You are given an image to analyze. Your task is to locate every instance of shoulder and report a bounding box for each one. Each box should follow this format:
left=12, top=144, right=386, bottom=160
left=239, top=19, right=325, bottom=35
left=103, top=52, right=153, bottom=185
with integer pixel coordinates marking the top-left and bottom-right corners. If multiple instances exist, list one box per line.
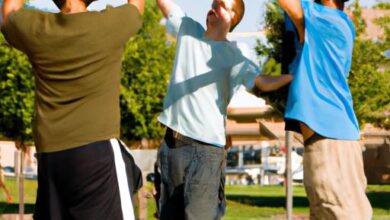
left=8, top=9, right=45, bottom=23
left=100, top=4, right=141, bottom=19
left=2, top=9, right=47, bottom=34
left=182, top=17, right=204, bottom=30
left=300, top=0, right=314, bottom=12
left=102, top=4, right=139, bottom=14
left=178, top=17, right=205, bottom=37
left=98, top=4, right=142, bottom=29
left=304, top=4, right=355, bottom=40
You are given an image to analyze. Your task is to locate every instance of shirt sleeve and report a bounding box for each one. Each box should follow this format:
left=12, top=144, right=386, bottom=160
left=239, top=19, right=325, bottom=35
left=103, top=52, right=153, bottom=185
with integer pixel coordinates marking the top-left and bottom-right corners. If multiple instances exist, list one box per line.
left=1, top=10, right=29, bottom=53
left=234, top=44, right=261, bottom=92
left=103, top=4, right=143, bottom=45
left=165, top=4, right=186, bottom=37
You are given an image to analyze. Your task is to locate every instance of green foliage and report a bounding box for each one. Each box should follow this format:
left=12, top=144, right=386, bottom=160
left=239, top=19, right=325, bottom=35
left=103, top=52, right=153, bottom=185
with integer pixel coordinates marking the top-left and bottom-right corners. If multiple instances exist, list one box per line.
left=255, top=2, right=284, bottom=68
left=0, top=34, right=34, bottom=145
left=120, top=1, right=175, bottom=140
left=350, top=0, right=367, bottom=36
left=374, top=1, right=390, bottom=10
left=256, top=0, right=390, bottom=128
left=254, top=2, right=289, bottom=114
left=349, top=2, right=390, bottom=129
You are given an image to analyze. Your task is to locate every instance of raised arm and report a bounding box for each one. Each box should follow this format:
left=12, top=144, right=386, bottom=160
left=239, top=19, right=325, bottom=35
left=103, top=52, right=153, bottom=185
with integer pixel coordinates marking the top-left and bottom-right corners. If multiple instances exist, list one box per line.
left=129, top=0, right=145, bottom=14
left=2, top=0, right=24, bottom=26
left=156, top=0, right=176, bottom=18
left=277, top=0, right=305, bottom=43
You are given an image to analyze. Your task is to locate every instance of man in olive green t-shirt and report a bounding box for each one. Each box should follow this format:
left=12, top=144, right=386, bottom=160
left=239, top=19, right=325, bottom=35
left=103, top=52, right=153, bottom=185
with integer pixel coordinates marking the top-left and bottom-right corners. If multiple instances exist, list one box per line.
left=2, top=0, right=144, bottom=219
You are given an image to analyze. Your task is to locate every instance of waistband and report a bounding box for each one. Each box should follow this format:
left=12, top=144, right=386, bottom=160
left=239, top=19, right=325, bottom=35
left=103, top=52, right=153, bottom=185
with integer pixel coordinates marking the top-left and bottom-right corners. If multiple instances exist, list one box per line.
left=304, top=133, right=325, bottom=146
left=164, top=127, right=215, bottom=148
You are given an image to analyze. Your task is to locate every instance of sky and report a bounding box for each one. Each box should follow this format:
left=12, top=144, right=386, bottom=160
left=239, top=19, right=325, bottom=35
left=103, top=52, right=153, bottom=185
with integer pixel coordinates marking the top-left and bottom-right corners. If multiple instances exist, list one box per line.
left=28, top=0, right=381, bottom=47
left=29, top=0, right=380, bottom=22
left=26, top=0, right=382, bottom=108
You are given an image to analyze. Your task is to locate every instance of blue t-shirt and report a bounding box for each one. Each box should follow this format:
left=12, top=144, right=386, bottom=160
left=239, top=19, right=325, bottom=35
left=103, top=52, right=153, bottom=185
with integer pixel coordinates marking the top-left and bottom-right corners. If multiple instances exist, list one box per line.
left=158, top=4, right=261, bottom=147
left=285, top=0, right=360, bottom=140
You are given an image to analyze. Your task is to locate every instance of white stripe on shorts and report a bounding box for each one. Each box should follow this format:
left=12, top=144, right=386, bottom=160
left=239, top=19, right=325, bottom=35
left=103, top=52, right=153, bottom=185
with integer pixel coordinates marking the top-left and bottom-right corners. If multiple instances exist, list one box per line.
left=110, top=138, right=135, bottom=220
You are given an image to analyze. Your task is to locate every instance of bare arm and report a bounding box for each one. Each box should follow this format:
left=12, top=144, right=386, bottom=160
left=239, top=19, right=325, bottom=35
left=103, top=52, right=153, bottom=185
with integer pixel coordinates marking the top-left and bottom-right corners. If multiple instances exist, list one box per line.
left=128, top=0, right=145, bottom=14
left=2, top=0, right=24, bottom=26
left=254, top=74, right=293, bottom=92
left=277, top=0, right=305, bottom=43
left=156, top=0, right=176, bottom=18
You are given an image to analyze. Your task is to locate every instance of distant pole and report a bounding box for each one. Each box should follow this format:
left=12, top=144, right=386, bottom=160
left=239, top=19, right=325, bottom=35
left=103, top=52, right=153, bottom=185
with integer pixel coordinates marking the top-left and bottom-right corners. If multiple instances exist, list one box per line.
left=285, top=131, right=293, bottom=220
left=19, top=151, right=25, bottom=220
left=238, top=145, right=244, bottom=168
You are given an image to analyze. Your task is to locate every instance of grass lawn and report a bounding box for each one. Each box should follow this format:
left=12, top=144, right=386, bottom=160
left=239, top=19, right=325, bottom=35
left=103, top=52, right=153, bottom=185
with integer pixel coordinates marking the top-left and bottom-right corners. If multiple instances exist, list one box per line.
left=222, top=185, right=390, bottom=220
left=1, top=177, right=389, bottom=220
left=0, top=177, right=37, bottom=214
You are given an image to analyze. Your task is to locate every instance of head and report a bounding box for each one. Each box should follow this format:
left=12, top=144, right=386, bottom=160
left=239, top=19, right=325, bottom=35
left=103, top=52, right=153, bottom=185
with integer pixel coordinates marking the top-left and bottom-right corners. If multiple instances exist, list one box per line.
left=206, top=0, right=245, bottom=33
left=52, top=0, right=96, bottom=10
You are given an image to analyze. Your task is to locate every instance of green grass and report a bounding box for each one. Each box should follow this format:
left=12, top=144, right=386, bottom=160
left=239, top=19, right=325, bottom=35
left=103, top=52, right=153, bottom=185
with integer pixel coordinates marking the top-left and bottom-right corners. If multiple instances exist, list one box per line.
left=0, top=177, right=37, bottom=214
left=1, top=177, right=389, bottom=220
left=223, top=185, right=390, bottom=220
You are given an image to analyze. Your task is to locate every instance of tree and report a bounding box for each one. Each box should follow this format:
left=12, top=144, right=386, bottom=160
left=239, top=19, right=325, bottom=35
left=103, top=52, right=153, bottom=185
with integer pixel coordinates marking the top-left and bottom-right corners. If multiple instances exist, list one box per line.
left=374, top=1, right=390, bottom=10
left=256, top=0, right=390, bottom=129
left=348, top=1, right=390, bottom=129
left=0, top=34, right=34, bottom=149
left=0, top=31, right=33, bottom=220
left=254, top=1, right=292, bottom=114
left=120, top=0, right=176, bottom=141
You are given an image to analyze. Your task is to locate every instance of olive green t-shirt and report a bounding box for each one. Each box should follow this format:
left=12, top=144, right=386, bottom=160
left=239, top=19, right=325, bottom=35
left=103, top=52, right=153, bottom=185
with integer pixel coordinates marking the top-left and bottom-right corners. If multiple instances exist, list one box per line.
left=1, top=5, right=142, bottom=153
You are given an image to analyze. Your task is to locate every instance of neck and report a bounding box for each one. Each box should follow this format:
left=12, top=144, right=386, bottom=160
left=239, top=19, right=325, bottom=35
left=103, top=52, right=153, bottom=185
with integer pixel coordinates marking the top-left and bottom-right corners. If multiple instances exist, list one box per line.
left=321, top=0, right=344, bottom=10
left=204, top=28, right=229, bottom=41
left=61, top=0, right=88, bottom=14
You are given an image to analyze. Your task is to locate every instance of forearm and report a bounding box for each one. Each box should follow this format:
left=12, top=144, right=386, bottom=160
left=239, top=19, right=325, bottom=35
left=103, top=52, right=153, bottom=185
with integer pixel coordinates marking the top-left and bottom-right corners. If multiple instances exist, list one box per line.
left=128, top=0, right=145, bottom=14
left=156, top=0, right=175, bottom=18
left=254, top=74, right=293, bottom=92
left=2, top=0, right=24, bottom=25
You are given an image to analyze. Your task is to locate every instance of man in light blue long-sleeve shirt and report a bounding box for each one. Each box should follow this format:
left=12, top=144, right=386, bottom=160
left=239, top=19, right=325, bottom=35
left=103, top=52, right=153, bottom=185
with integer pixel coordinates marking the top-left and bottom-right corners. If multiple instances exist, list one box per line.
left=155, top=0, right=293, bottom=219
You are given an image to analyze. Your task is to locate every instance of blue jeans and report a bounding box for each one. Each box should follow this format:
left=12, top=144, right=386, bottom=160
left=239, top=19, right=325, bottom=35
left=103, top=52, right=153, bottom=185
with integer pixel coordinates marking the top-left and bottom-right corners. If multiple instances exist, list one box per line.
left=159, top=139, right=225, bottom=220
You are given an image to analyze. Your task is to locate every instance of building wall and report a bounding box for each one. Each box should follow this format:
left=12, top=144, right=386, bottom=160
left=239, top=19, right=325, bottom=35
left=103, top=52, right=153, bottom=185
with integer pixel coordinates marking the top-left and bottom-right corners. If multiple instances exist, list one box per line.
left=363, top=142, right=390, bottom=184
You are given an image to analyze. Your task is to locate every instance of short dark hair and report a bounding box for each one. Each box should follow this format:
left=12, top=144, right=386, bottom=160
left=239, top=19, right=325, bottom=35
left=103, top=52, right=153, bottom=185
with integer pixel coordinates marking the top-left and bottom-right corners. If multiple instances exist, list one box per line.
left=52, top=0, right=96, bottom=10
left=230, top=0, right=245, bottom=32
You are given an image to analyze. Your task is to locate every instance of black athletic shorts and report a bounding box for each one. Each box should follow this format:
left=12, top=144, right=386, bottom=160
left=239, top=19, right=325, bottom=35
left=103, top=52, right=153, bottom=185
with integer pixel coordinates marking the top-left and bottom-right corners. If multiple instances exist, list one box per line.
left=33, top=139, right=142, bottom=220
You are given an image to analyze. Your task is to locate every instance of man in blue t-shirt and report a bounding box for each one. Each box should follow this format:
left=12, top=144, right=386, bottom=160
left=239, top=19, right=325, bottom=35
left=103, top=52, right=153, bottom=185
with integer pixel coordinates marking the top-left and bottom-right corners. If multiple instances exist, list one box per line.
left=155, top=0, right=293, bottom=219
left=279, top=0, right=372, bottom=219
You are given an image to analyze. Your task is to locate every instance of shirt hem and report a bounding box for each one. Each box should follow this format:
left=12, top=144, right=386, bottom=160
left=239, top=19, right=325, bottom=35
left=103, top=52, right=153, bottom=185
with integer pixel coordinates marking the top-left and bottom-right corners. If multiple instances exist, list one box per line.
left=35, top=133, right=120, bottom=153
left=284, top=116, right=360, bottom=141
